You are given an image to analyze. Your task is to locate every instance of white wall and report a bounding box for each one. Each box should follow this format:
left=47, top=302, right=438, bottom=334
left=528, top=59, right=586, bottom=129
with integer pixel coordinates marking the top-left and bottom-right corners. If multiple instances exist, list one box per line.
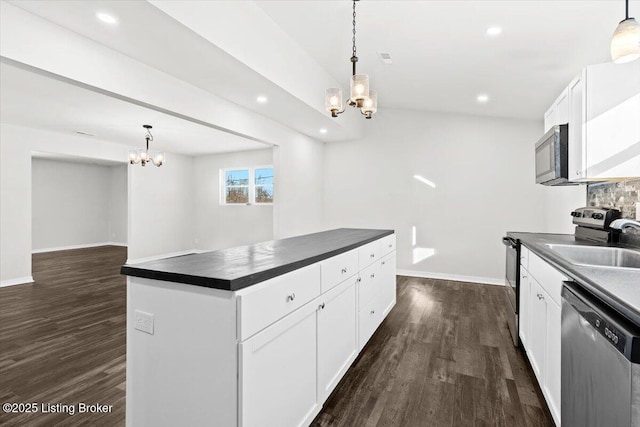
left=323, top=109, right=585, bottom=284
left=109, top=164, right=128, bottom=244
left=127, top=152, right=195, bottom=263
left=273, top=135, right=325, bottom=239
left=194, top=149, right=273, bottom=251
left=32, top=158, right=127, bottom=251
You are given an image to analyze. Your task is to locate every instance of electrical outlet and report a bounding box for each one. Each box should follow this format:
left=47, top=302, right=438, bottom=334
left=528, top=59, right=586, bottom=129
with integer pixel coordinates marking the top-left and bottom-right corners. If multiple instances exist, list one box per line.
left=134, top=310, right=154, bottom=335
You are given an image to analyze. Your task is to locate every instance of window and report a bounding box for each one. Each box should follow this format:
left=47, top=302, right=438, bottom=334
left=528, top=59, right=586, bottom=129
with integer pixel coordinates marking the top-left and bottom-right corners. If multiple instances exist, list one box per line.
left=222, top=167, right=273, bottom=205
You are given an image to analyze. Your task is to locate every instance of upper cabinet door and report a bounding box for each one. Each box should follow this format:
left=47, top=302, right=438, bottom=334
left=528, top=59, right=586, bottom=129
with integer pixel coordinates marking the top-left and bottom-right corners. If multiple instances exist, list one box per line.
left=584, top=60, right=640, bottom=179
left=568, top=71, right=587, bottom=181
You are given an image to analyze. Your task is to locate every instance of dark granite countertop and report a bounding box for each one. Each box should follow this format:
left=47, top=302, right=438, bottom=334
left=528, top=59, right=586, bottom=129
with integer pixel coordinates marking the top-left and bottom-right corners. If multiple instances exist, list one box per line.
left=121, top=228, right=394, bottom=291
left=507, top=232, right=640, bottom=326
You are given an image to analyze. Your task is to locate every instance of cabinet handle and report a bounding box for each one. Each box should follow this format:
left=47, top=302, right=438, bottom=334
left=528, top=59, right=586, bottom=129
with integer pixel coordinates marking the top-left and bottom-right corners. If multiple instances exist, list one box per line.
left=522, top=275, right=527, bottom=279
left=370, top=309, right=375, bottom=315
left=357, top=277, right=362, bottom=283
left=341, top=267, right=347, bottom=274
left=388, top=244, right=392, bottom=248
left=381, top=261, right=386, bottom=265
left=319, top=302, right=325, bottom=310
left=370, top=273, right=375, bottom=279
left=287, top=293, right=296, bottom=302
left=537, top=293, right=544, bottom=300
left=370, top=253, right=375, bottom=258
left=576, top=170, right=581, bottom=176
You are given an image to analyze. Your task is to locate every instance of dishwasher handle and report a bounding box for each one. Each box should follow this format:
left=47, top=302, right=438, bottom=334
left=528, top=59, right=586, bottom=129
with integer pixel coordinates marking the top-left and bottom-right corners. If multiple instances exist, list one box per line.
left=562, top=281, right=640, bottom=363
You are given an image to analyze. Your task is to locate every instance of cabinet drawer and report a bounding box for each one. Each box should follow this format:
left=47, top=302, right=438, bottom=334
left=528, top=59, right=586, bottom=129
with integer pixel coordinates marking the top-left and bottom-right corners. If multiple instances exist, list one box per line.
left=320, top=249, right=359, bottom=293
left=520, top=245, right=530, bottom=271
left=237, top=264, right=321, bottom=341
left=358, top=261, right=380, bottom=309
left=359, top=240, right=381, bottom=269
left=528, top=252, right=566, bottom=307
left=358, top=299, right=381, bottom=351
left=379, top=234, right=396, bottom=256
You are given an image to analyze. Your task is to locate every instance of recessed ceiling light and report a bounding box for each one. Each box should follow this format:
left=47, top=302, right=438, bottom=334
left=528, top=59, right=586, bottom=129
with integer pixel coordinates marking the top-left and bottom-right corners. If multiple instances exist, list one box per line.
left=96, top=12, right=118, bottom=25
left=319, top=128, right=328, bottom=134
left=486, top=26, right=502, bottom=36
left=256, top=95, right=268, bottom=104
left=477, top=94, right=490, bottom=103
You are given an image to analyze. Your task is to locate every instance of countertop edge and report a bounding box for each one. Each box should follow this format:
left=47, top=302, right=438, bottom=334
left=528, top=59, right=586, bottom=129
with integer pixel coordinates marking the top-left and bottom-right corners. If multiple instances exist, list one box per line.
left=507, top=231, right=640, bottom=326
left=120, top=229, right=394, bottom=291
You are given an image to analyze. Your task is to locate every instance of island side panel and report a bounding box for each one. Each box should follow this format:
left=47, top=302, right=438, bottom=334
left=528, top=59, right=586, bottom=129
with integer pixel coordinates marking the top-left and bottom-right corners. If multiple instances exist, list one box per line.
left=126, top=277, right=238, bottom=427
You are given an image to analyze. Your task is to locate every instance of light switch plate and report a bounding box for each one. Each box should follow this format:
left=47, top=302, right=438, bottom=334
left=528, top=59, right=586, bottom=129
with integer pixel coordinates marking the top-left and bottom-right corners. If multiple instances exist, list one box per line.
left=134, top=310, right=154, bottom=335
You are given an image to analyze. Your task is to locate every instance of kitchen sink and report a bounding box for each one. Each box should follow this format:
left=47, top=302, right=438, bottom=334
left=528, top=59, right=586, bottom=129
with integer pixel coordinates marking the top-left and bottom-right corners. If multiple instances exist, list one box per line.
left=545, top=244, right=640, bottom=269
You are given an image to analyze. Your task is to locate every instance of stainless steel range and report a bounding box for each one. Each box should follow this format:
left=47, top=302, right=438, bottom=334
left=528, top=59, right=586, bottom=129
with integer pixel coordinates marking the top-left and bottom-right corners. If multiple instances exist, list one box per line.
left=570, top=206, right=622, bottom=242
left=501, top=235, right=520, bottom=347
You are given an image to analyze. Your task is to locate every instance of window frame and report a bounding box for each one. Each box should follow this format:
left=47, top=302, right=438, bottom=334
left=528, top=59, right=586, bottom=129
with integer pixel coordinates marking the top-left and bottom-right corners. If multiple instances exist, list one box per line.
left=220, top=165, right=274, bottom=206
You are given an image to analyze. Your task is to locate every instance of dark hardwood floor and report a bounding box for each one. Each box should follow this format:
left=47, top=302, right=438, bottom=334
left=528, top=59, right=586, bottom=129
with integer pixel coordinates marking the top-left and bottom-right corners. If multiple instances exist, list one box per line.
left=1, top=248, right=552, bottom=427
left=0, top=246, right=127, bottom=427
left=311, top=276, right=554, bottom=427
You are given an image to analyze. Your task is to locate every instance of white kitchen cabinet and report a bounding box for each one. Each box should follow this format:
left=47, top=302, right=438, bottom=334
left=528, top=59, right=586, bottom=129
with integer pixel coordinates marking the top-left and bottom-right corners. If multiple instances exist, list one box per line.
left=126, top=231, right=397, bottom=427
left=544, top=297, right=562, bottom=423
left=317, top=277, right=358, bottom=402
left=518, top=266, right=530, bottom=348
left=379, top=252, right=396, bottom=317
left=565, top=60, right=640, bottom=181
left=543, top=88, right=569, bottom=132
left=239, top=301, right=319, bottom=427
left=528, top=278, right=548, bottom=383
left=520, top=249, right=565, bottom=426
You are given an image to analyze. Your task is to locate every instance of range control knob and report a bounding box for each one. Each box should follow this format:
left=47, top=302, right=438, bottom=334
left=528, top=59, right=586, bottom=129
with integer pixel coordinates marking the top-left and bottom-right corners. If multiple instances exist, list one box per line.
left=592, top=213, right=604, bottom=220
left=571, top=211, right=581, bottom=217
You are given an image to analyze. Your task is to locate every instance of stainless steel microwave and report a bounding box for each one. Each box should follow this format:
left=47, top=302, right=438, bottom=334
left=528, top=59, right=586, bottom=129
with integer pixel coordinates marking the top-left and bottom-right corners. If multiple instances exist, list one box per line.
left=535, top=124, right=574, bottom=186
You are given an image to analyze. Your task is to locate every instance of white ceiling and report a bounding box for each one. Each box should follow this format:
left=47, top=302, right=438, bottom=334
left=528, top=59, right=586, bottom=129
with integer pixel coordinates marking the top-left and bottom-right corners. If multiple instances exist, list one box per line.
left=256, top=0, right=639, bottom=119
left=2, top=0, right=638, bottom=148
left=0, top=61, right=270, bottom=155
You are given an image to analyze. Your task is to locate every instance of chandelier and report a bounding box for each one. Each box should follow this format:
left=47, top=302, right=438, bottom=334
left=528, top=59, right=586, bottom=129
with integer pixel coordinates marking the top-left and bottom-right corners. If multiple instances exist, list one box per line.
left=611, top=0, right=640, bottom=63
left=129, top=125, right=164, bottom=167
left=325, top=0, right=377, bottom=119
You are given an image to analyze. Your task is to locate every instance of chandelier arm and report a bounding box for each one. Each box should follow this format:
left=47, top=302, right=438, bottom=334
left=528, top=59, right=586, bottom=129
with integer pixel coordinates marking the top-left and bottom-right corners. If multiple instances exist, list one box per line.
left=626, top=0, right=629, bottom=20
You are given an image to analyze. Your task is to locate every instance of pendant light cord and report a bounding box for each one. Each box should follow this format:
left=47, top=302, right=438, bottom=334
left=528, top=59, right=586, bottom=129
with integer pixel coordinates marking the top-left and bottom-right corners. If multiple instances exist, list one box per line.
left=626, top=0, right=629, bottom=19
left=351, top=0, right=359, bottom=75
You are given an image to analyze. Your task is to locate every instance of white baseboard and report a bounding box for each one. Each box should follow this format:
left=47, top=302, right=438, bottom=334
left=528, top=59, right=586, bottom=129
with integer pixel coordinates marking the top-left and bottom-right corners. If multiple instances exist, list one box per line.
left=126, top=249, right=200, bottom=265
left=32, top=242, right=128, bottom=254
left=0, top=276, right=34, bottom=287
left=396, top=269, right=504, bottom=286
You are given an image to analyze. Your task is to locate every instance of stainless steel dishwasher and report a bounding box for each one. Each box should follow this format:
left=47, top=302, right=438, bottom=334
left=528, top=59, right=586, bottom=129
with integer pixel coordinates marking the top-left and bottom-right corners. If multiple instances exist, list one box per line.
left=562, top=281, right=640, bottom=427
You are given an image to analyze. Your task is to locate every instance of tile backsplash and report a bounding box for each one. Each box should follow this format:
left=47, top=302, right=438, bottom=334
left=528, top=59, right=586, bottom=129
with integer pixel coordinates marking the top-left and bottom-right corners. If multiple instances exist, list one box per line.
left=587, top=178, right=640, bottom=219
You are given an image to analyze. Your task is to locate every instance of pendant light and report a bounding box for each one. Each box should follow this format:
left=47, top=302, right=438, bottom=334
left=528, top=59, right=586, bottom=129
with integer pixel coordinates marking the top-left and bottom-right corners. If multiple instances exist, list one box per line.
left=325, top=0, right=377, bottom=119
left=129, top=125, right=164, bottom=167
left=611, top=0, right=640, bottom=64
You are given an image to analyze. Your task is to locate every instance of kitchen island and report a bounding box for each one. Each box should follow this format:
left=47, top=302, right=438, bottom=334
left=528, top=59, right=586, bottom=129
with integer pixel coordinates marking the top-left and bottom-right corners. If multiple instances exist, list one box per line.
left=121, top=228, right=396, bottom=427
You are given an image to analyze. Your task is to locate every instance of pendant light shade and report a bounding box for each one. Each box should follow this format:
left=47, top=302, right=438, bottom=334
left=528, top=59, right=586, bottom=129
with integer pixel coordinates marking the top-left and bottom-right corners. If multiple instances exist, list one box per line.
left=611, top=18, right=640, bottom=63
left=325, top=88, right=344, bottom=117
left=361, top=90, right=377, bottom=119
left=611, top=0, right=640, bottom=64
left=350, top=74, right=370, bottom=106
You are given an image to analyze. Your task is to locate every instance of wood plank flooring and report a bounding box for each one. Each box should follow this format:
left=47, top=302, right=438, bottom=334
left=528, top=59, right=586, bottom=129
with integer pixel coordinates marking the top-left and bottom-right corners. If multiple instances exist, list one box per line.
left=0, top=246, right=127, bottom=427
left=0, top=248, right=553, bottom=426
left=311, top=276, right=554, bottom=427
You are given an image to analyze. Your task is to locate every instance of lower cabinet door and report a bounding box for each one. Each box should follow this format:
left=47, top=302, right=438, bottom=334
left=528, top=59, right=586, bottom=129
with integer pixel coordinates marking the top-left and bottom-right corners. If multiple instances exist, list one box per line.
left=528, top=279, right=548, bottom=384
left=239, top=301, right=319, bottom=427
left=544, top=298, right=562, bottom=425
left=317, top=277, right=358, bottom=402
left=378, top=252, right=396, bottom=316
left=519, top=267, right=530, bottom=347
left=358, top=298, right=381, bottom=351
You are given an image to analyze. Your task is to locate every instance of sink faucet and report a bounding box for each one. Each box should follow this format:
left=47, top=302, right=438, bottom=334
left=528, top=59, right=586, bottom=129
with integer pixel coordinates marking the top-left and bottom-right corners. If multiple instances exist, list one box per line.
left=610, top=219, right=640, bottom=234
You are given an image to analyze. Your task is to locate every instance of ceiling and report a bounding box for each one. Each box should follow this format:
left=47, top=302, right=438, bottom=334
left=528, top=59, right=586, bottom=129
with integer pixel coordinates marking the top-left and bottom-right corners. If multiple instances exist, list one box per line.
left=0, top=61, right=270, bottom=155
left=2, top=0, right=638, bottom=150
left=256, top=0, right=638, bottom=119
left=32, top=151, right=125, bottom=167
